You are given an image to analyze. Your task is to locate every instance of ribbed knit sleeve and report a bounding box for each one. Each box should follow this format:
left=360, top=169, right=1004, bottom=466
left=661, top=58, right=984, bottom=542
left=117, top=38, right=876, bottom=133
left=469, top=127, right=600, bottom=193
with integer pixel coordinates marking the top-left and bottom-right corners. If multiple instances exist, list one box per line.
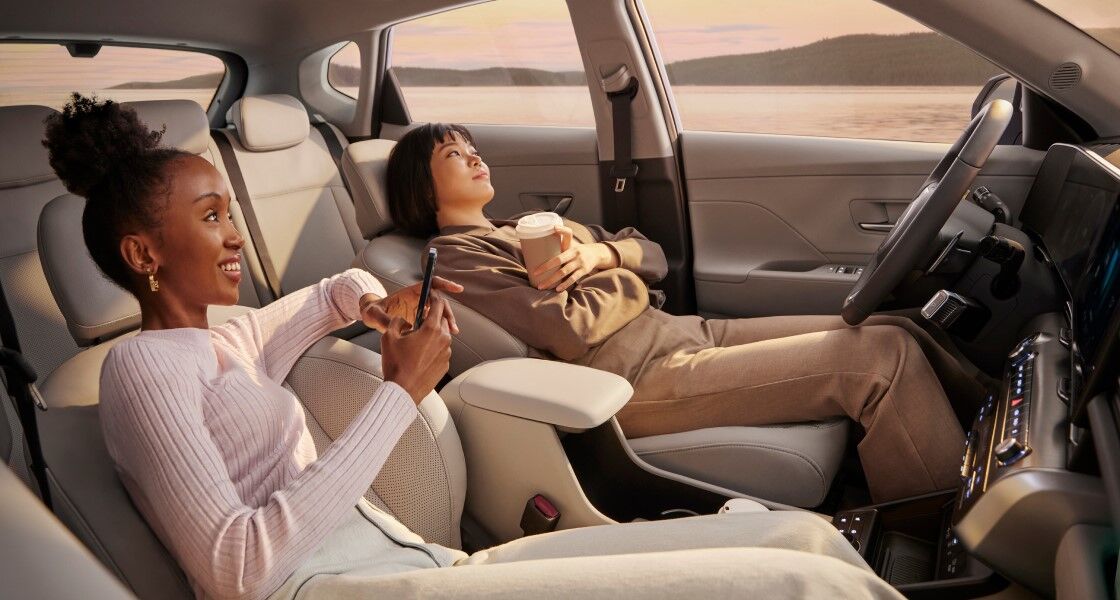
left=213, top=268, right=387, bottom=381
left=99, top=338, right=416, bottom=600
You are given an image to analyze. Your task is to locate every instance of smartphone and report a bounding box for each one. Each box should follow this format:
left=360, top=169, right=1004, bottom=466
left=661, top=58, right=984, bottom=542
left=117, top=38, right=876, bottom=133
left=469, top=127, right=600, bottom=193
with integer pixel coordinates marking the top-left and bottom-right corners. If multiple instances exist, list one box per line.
left=413, top=247, right=438, bottom=329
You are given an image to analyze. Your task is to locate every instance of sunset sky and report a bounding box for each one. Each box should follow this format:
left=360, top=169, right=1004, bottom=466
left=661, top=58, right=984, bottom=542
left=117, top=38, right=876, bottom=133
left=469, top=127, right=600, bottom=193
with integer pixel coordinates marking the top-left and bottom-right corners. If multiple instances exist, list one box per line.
left=2, top=0, right=1119, bottom=91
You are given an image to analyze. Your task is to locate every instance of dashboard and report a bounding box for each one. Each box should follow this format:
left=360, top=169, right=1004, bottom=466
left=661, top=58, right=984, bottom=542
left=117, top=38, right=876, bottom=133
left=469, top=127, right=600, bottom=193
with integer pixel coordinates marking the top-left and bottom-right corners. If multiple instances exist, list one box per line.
left=946, top=144, right=1118, bottom=594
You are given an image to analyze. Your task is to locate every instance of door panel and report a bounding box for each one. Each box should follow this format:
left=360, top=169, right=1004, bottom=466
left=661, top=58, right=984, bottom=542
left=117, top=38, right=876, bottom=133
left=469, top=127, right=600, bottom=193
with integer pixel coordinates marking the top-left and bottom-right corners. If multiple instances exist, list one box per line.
left=681, top=131, right=1044, bottom=317
left=469, top=125, right=602, bottom=224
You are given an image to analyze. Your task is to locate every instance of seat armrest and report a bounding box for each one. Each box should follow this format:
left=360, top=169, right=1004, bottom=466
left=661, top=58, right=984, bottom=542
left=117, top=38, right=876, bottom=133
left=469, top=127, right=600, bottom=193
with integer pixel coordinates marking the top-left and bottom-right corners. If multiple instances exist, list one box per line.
left=450, top=358, right=632, bottom=430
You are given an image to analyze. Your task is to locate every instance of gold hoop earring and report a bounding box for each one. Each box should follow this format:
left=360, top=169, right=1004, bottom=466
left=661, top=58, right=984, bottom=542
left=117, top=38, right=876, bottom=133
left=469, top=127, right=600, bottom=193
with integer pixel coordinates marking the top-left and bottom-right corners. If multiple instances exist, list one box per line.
left=148, top=268, right=160, bottom=292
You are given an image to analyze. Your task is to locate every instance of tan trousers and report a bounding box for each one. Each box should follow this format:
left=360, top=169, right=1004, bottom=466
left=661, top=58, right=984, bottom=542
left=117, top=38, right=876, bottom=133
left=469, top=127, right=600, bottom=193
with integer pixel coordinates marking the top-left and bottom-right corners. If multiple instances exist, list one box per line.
left=617, top=315, right=978, bottom=503
left=276, top=502, right=902, bottom=599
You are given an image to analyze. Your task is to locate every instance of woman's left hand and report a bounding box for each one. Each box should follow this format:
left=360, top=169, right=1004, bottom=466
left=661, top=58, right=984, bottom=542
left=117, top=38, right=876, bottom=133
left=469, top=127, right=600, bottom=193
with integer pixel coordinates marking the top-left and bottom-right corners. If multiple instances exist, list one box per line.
left=532, top=227, right=619, bottom=292
left=360, top=276, right=463, bottom=334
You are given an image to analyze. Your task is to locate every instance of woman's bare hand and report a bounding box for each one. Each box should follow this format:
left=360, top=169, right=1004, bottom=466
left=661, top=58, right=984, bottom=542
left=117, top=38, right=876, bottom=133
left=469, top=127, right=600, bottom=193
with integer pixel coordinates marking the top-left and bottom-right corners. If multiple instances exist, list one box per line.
left=532, top=227, right=618, bottom=292
left=380, top=295, right=454, bottom=405
left=360, top=276, right=462, bottom=334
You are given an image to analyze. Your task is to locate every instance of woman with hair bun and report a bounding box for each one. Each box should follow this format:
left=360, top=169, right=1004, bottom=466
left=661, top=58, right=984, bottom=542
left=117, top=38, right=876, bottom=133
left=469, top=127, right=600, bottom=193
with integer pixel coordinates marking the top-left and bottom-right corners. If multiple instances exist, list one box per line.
left=41, top=95, right=900, bottom=600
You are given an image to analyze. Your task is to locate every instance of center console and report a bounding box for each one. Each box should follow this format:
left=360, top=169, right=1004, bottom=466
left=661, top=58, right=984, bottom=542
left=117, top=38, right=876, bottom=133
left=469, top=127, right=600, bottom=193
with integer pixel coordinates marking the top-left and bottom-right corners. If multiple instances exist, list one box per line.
left=829, top=314, right=1110, bottom=596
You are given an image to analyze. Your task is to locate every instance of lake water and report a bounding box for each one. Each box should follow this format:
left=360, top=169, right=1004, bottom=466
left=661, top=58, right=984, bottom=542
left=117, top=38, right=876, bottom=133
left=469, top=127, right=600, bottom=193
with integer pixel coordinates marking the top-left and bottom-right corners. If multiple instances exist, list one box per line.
left=3, top=85, right=980, bottom=143
left=398, top=85, right=979, bottom=143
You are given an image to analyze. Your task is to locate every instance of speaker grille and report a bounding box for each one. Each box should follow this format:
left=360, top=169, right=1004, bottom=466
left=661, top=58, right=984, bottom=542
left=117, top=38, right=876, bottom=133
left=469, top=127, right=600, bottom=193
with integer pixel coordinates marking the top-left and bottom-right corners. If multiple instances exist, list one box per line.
left=1049, top=62, right=1082, bottom=90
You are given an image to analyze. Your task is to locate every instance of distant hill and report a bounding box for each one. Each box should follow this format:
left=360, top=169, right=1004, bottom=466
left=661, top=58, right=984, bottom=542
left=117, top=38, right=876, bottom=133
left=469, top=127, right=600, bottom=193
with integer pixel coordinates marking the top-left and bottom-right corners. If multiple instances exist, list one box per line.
left=109, top=71, right=224, bottom=89
left=119, top=28, right=1120, bottom=89
left=664, top=32, right=1002, bottom=85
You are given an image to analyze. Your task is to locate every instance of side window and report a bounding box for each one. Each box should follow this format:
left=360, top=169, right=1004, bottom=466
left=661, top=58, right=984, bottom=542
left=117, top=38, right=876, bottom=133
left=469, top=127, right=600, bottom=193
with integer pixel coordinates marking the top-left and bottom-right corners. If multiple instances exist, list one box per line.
left=642, top=0, right=1003, bottom=143
left=389, top=0, right=593, bottom=127
left=0, top=44, right=225, bottom=110
left=328, top=42, right=361, bottom=99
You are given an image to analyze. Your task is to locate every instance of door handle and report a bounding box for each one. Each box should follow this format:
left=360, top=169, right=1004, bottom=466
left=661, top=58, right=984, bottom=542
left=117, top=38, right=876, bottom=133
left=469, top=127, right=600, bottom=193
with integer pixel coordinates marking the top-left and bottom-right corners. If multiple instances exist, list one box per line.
left=859, top=222, right=894, bottom=232
left=520, top=193, right=574, bottom=215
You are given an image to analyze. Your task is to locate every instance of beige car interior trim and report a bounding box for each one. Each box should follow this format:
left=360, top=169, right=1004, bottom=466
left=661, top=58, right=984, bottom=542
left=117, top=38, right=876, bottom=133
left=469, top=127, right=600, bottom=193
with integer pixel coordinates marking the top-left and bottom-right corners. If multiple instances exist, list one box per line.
left=0, top=466, right=135, bottom=600
left=609, top=420, right=805, bottom=513
left=454, top=358, right=633, bottom=431
left=441, top=373, right=614, bottom=543
left=566, top=0, right=673, bottom=161
left=628, top=420, right=850, bottom=508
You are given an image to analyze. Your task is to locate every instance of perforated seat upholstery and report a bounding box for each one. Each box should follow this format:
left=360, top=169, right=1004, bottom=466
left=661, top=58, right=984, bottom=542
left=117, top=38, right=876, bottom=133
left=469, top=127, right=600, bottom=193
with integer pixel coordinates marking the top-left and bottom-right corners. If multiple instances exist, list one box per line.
left=343, top=139, right=849, bottom=507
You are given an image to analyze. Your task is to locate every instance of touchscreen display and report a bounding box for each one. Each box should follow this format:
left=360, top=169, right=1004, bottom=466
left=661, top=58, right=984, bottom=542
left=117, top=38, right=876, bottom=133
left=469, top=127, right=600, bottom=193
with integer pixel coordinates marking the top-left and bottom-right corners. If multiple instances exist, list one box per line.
left=1075, top=200, right=1120, bottom=378
left=1042, top=149, right=1120, bottom=383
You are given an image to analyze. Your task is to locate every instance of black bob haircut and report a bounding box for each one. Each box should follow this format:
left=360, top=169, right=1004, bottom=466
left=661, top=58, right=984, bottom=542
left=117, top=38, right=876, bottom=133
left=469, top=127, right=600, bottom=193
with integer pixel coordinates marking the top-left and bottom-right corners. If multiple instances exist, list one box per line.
left=385, top=123, right=475, bottom=238
left=42, top=93, right=189, bottom=294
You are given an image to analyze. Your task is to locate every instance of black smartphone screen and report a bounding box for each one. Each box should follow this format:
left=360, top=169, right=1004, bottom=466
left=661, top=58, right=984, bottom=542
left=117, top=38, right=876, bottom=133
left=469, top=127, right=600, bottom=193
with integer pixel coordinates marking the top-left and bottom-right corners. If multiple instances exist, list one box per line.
left=413, top=247, right=438, bottom=329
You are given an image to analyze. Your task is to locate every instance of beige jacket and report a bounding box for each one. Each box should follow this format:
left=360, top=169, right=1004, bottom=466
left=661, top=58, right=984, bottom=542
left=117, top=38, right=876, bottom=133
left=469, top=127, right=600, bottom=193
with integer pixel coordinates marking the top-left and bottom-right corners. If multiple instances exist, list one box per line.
left=428, top=219, right=698, bottom=376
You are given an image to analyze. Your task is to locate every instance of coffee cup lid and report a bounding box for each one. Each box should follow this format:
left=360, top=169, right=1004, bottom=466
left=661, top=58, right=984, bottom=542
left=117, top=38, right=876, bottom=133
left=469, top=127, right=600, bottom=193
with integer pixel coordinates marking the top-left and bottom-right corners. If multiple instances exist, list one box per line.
left=515, top=212, right=563, bottom=238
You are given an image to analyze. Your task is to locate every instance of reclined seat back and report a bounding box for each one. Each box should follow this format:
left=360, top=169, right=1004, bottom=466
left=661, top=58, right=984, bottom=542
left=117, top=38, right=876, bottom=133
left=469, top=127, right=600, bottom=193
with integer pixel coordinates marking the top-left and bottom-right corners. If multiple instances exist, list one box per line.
left=344, top=139, right=528, bottom=376
left=32, top=102, right=466, bottom=599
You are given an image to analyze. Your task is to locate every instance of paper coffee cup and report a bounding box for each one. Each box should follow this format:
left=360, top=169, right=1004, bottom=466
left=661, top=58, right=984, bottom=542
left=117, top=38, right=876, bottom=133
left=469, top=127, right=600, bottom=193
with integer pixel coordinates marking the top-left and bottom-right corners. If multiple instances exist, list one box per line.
left=517, top=212, right=564, bottom=287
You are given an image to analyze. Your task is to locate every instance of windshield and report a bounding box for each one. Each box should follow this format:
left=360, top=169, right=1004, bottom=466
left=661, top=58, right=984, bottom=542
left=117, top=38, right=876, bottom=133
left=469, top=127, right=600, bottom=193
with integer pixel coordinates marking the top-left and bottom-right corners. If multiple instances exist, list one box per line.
left=1032, top=1, right=1120, bottom=55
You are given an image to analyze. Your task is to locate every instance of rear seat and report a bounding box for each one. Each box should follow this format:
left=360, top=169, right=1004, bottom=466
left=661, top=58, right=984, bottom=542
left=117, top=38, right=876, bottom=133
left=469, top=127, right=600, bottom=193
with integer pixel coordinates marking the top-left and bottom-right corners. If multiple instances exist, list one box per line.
left=211, top=93, right=382, bottom=348
left=212, top=95, right=364, bottom=298
left=0, top=105, right=68, bottom=488
left=0, top=106, right=78, bottom=378
left=36, top=100, right=261, bottom=399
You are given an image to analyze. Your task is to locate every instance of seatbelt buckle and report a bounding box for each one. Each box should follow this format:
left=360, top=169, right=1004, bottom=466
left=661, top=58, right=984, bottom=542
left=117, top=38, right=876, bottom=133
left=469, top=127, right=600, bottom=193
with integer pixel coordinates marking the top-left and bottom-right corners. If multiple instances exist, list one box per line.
left=520, top=493, right=560, bottom=536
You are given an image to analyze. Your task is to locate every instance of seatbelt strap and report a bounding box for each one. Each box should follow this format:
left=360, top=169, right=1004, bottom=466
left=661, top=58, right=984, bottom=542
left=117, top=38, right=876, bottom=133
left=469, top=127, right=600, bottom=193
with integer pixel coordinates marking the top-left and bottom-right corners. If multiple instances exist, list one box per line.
left=604, top=72, right=640, bottom=230
left=0, top=284, right=51, bottom=506
left=211, top=130, right=284, bottom=300
left=311, top=120, right=353, bottom=198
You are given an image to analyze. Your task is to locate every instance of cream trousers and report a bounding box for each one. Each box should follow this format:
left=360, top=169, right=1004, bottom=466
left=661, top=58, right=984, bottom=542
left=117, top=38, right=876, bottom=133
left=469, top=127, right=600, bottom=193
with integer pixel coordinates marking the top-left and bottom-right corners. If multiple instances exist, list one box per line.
left=269, top=500, right=902, bottom=599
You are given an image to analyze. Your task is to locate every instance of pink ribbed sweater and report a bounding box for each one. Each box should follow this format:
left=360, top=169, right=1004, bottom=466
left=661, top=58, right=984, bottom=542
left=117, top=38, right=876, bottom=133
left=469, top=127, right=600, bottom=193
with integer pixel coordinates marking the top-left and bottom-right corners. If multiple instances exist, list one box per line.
left=99, top=269, right=417, bottom=600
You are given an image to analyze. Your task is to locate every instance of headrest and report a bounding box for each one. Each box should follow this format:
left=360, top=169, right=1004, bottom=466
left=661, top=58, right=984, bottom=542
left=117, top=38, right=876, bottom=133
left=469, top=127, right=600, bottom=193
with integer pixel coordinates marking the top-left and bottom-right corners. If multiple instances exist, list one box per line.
left=38, top=194, right=140, bottom=346
left=0, top=105, right=59, bottom=189
left=342, top=139, right=397, bottom=238
left=228, top=94, right=310, bottom=152
left=123, top=99, right=210, bottom=155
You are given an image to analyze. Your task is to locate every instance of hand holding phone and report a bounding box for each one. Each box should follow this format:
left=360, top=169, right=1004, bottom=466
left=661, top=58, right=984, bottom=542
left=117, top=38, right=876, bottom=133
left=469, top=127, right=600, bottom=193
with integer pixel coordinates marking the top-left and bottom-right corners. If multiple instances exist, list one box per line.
left=413, top=247, right=438, bottom=329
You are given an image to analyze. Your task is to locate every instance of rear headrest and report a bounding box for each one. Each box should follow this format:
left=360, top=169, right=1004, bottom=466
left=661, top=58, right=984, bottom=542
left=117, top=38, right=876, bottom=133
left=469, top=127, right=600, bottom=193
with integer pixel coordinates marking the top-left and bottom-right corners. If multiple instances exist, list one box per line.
left=123, top=99, right=210, bottom=155
left=342, top=139, right=397, bottom=238
left=228, top=94, right=310, bottom=152
left=38, top=194, right=140, bottom=346
left=0, top=105, right=58, bottom=189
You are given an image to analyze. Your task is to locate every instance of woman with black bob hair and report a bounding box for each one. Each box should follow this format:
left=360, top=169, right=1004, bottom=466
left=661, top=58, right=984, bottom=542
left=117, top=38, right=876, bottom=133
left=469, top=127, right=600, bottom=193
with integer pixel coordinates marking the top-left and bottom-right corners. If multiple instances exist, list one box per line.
left=42, top=96, right=898, bottom=599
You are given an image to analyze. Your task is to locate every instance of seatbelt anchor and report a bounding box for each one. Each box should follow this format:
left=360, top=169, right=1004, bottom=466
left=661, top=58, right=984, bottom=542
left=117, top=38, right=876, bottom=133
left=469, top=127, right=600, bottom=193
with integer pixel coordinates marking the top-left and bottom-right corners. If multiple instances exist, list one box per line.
left=610, top=164, right=639, bottom=193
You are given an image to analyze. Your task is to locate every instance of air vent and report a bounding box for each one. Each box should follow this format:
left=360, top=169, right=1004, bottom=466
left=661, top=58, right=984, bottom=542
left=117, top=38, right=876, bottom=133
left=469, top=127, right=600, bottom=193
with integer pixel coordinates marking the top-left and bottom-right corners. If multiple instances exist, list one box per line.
left=1049, top=62, right=1082, bottom=91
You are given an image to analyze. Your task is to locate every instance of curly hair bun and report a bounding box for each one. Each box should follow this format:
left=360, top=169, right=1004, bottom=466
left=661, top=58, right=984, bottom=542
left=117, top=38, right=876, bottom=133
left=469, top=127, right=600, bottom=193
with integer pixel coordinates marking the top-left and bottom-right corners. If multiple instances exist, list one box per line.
left=42, top=93, right=166, bottom=198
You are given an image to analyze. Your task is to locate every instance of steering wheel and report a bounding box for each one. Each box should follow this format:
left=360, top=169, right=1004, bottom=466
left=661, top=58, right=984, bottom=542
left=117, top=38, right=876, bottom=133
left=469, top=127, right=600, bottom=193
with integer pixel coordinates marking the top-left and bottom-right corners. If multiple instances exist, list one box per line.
left=841, top=99, right=1014, bottom=325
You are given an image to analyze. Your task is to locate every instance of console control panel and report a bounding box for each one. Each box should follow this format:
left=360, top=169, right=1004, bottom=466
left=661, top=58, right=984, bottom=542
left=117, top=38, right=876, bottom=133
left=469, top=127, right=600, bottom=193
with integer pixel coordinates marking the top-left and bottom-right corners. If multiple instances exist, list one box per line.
left=955, top=334, right=1038, bottom=519
left=832, top=509, right=877, bottom=556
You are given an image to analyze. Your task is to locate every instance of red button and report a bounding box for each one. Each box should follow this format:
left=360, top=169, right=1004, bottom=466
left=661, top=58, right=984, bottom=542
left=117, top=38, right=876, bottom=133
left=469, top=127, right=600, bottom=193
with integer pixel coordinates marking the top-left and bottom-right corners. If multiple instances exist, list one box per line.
left=1010, top=397, right=1023, bottom=407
